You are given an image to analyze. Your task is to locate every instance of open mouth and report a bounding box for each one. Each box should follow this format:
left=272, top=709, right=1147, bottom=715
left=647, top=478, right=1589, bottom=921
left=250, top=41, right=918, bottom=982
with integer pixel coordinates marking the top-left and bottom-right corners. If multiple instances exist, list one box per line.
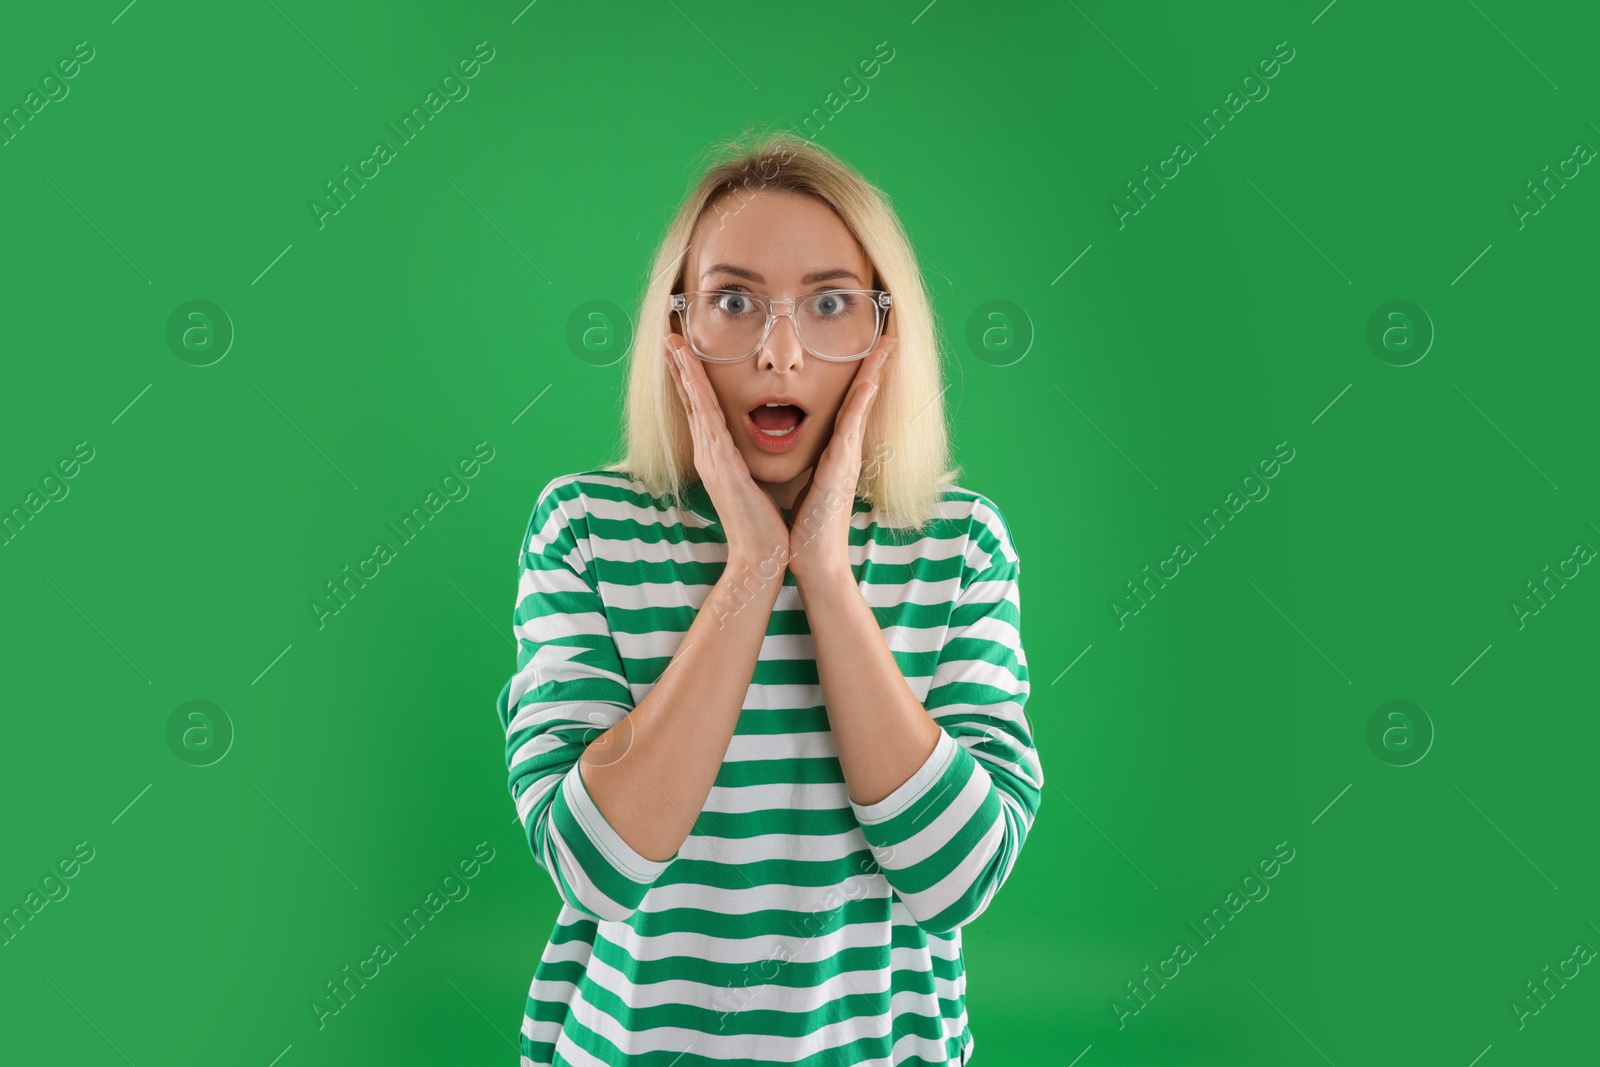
left=749, top=402, right=806, bottom=436
left=745, top=402, right=808, bottom=452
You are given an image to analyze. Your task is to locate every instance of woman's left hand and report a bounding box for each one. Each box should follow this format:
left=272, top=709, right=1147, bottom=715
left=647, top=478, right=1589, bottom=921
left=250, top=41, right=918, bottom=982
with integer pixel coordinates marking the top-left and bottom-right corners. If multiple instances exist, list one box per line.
left=786, top=334, right=898, bottom=588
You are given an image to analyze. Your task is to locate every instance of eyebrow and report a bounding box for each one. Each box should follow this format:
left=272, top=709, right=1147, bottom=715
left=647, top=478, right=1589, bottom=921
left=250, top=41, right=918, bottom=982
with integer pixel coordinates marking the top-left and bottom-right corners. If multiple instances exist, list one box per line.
left=701, top=263, right=864, bottom=286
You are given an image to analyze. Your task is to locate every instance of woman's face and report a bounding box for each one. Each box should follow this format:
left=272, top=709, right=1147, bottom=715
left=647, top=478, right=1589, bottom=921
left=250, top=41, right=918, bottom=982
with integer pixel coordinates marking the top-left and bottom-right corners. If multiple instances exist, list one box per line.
left=677, top=188, right=883, bottom=509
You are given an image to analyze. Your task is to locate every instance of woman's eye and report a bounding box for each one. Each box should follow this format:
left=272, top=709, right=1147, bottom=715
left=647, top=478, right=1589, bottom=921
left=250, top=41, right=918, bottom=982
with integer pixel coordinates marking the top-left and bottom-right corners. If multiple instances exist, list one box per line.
left=812, top=291, right=856, bottom=316
left=717, top=293, right=753, bottom=314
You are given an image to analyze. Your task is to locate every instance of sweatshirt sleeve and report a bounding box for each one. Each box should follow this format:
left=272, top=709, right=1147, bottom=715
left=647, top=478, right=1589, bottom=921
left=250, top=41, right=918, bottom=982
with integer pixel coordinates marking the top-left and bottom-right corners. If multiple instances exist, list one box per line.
left=849, top=496, right=1043, bottom=934
left=496, top=476, right=678, bottom=922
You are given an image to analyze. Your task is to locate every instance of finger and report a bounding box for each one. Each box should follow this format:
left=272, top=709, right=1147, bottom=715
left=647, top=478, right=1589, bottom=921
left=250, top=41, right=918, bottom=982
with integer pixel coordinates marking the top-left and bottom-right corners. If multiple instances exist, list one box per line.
left=862, top=333, right=898, bottom=388
left=841, top=374, right=881, bottom=443
left=673, top=357, right=752, bottom=487
left=854, top=335, right=896, bottom=426
left=831, top=340, right=893, bottom=447
left=668, top=343, right=695, bottom=424
left=678, top=343, right=716, bottom=432
left=668, top=341, right=713, bottom=462
left=671, top=339, right=712, bottom=424
left=816, top=354, right=881, bottom=459
left=821, top=376, right=883, bottom=488
left=676, top=348, right=750, bottom=470
left=666, top=341, right=691, bottom=412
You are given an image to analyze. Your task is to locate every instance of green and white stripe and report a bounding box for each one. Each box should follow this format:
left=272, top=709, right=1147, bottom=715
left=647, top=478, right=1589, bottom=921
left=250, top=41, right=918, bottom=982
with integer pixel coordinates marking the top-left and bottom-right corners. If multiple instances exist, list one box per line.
left=497, top=470, right=1041, bottom=1066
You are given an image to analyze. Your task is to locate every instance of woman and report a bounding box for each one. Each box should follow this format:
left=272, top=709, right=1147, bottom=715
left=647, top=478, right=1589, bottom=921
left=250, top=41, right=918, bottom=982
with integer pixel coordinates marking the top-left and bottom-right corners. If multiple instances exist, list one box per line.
left=496, top=128, right=1042, bottom=1066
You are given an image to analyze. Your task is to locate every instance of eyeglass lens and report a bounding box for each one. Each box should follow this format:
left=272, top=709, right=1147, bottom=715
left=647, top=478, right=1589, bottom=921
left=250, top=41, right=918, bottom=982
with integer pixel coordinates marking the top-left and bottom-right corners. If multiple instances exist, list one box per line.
left=684, top=291, right=881, bottom=360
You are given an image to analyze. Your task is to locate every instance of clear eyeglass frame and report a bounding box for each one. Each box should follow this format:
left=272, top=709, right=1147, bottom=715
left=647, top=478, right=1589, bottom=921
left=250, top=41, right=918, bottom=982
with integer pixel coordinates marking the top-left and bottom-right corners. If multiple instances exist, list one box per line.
left=670, top=288, right=894, bottom=363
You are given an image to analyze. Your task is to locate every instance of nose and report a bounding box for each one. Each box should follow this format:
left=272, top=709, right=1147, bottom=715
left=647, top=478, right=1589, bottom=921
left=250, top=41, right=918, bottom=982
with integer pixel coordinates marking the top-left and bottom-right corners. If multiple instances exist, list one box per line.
left=757, top=311, right=806, bottom=372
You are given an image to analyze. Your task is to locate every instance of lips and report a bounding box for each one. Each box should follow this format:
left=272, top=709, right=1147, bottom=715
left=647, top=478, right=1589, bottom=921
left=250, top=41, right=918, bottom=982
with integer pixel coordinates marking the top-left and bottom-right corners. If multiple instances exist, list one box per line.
left=745, top=398, right=808, bottom=453
left=749, top=402, right=805, bottom=434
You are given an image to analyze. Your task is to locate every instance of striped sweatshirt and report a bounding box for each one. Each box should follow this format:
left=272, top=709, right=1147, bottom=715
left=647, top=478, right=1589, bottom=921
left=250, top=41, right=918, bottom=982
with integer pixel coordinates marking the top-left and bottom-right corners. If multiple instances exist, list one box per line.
left=496, top=469, right=1042, bottom=1066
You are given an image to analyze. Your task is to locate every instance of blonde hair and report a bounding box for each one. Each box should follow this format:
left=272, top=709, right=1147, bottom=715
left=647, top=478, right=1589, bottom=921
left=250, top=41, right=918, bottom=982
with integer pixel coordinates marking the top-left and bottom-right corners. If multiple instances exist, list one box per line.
left=603, top=125, right=960, bottom=532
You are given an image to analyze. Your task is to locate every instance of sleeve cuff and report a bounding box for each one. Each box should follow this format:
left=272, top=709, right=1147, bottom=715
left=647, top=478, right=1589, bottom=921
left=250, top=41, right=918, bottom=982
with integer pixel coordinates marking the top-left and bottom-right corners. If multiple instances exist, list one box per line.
left=559, top=763, right=676, bottom=883
left=851, top=729, right=957, bottom=825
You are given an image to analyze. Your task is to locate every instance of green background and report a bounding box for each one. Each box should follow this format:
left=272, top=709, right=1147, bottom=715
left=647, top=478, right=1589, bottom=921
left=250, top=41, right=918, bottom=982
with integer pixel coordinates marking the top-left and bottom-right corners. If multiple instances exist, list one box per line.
left=2, top=1, right=1596, bottom=1063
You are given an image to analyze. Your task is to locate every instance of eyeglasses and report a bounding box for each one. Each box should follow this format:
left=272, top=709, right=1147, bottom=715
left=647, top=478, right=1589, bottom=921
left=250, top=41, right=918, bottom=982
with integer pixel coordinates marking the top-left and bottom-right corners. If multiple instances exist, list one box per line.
left=671, top=288, right=893, bottom=363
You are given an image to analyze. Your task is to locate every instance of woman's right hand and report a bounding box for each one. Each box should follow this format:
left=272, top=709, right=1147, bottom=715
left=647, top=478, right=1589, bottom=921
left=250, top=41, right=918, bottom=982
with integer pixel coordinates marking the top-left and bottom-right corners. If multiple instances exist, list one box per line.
left=665, top=333, right=790, bottom=574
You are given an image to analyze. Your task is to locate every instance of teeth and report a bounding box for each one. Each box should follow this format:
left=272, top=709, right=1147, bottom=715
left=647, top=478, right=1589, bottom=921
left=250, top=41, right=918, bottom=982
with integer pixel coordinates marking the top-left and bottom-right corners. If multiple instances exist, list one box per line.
left=753, top=401, right=801, bottom=437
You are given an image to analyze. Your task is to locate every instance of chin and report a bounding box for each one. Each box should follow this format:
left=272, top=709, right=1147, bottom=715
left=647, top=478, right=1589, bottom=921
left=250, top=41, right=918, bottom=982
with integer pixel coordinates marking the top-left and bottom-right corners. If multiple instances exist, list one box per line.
left=744, top=450, right=808, bottom=484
